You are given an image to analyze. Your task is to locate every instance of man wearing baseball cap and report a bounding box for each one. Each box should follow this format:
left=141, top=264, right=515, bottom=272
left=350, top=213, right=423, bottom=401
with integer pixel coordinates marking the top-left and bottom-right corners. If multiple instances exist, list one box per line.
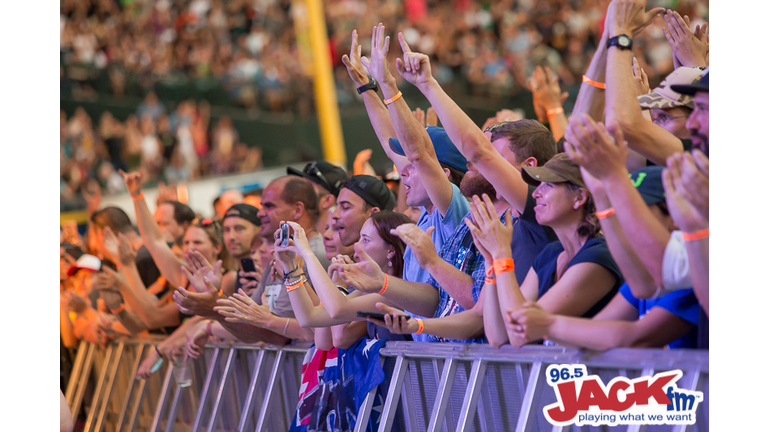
left=671, top=68, right=709, bottom=156
left=332, top=174, right=396, bottom=247
left=288, top=161, right=348, bottom=233
left=637, top=67, right=704, bottom=141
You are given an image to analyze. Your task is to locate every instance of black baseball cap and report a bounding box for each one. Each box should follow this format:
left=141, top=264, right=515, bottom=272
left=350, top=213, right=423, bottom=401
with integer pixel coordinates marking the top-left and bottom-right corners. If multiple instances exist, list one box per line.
left=630, top=166, right=665, bottom=206
left=671, top=68, right=709, bottom=95
left=223, top=203, right=261, bottom=226
left=287, top=161, right=348, bottom=197
left=341, top=175, right=396, bottom=211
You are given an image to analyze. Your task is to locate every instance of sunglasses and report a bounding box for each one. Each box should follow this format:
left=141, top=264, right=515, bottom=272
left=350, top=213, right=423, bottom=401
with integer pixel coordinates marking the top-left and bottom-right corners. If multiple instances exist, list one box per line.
left=305, top=162, right=333, bottom=192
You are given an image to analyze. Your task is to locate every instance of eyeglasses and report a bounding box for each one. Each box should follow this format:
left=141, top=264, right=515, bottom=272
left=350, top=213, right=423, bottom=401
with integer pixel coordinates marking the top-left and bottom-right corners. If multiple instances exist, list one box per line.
left=651, top=114, right=686, bottom=125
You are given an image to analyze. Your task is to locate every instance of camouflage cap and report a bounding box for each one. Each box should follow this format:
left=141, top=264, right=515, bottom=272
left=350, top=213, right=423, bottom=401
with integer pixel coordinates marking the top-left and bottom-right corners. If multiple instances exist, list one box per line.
left=637, top=67, right=705, bottom=110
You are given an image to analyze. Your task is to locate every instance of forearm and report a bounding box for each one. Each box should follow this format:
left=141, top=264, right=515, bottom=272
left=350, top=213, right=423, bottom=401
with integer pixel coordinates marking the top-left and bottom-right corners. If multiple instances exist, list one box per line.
left=118, top=265, right=173, bottom=328
left=314, top=327, right=335, bottom=351
left=381, top=78, right=453, bottom=214
left=379, top=278, right=440, bottom=317
left=605, top=48, right=682, bottom=165
left=592, top=193, right=657, bottom=298
left=547, top=112, right=568, bottom=142
left=133, top=196, right=184, bottom=286
left=303, top=253, right=354, bottom=320
left=113, top=309, right=149, bottom=334
left=685, top=238, right=709, bottom=316
left=360, top=90, right=408, bottom=172
left=260, top=315, right=314, bottom=342
left=604, top=172, right=671, bottom=286
left=215, top=318, right=290, bottom=345
left=571, top=31, right=608, bottom=121
left=287, top=282, right=351, bottom=327
left=421, top=308, right=484, bottom=340
left=482, top=282, right=509, bottom=348
left=423, top=258, right=478, bottom=310
left=331, top=322, right=368, bottom=349
left=547, top=315, right=637, bottom=351
left=60, top=306, right=78, bottom=348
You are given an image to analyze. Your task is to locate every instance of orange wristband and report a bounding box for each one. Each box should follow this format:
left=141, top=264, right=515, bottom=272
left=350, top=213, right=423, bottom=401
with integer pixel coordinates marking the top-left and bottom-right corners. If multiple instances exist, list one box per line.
left=110, top=304, right=125, bottom=314
left=132, top=193, right=145, bottom=201
left=157, top=276, right=166, bottom=286
left=595, top=208, right=616, bottom=219
left=485, top=277, right=497, bottom=284
left=378, top=274, right=389, bottom=295
left=682, top=228, right=709, bottom=242
left=383, top=91, right=402, bottom=106
left=414, top=318, right=424, bottom=335
left=582, top=75, right=605, bottom=89
left=493, top=258, right=515, bottom=275
left=546, top=107, right=564, bottom=118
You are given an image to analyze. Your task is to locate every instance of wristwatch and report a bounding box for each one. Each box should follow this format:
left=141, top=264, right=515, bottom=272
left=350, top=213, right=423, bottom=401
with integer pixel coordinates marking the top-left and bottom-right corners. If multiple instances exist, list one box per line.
left=356, top=78, right=378, bottom=94
left=606, top=34, right=633, bottom=51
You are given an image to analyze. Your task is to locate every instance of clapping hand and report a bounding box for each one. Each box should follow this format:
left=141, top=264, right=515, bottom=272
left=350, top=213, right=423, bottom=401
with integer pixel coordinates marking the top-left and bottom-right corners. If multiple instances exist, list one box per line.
left=464, top=195, right=514, bottom=259
left=338, top=244, right=387, bottom=294
left=564, top=114, right=628, bottom=181
left=663, top=10, right=708, bottom=68
left=215, top=289, right=275, bottom=327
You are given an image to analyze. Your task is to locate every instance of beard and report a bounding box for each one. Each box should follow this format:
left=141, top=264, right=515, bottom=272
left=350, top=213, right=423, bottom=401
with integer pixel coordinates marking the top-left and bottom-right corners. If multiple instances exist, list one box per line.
left=459, top=170, right=497, bottom=199
left=690, top=130, right=709, bottom=157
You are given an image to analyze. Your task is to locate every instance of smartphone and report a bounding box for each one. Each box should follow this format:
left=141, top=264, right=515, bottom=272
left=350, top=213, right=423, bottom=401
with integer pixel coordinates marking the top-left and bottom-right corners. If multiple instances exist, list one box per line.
left=240, top=258, right=257, bottom=273
left=280, top=223, right=290, bottom=247
left=356, top=311, right=411, bottom=321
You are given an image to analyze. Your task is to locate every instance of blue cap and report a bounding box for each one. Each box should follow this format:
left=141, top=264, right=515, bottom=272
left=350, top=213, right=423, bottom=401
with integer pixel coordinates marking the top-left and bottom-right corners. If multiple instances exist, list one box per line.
left=630, top=166, right=665, bottom=205
left=388, top=126, right=469, bottom=173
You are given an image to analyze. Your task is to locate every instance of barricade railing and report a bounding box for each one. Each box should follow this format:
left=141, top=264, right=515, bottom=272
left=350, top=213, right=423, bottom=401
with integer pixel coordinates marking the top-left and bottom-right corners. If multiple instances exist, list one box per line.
left=66, top=336, right=708, bottom=432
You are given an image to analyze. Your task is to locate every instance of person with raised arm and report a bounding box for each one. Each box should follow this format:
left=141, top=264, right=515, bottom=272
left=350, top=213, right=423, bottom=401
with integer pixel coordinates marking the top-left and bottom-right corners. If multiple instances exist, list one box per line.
left=371, top=155, right=624, bottom=348
left=528, top=65, right=569, bottom=142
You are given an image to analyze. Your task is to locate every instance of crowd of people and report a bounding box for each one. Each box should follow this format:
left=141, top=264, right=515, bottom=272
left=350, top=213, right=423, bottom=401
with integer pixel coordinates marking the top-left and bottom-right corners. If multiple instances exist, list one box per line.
left=60, top=94, right=264, bottom=211
left=61, top=0, right=706, bottom=110
left=61, top=0, right=709, bottom=430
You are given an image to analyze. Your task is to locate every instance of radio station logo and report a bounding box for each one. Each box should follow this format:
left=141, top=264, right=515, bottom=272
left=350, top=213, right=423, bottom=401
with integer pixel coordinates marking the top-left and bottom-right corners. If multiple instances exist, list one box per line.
left=543, top=364, right=703, bottom=427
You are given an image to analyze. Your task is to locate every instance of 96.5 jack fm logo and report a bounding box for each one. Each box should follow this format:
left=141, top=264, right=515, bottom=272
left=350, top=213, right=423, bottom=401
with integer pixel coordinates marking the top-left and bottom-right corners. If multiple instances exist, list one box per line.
left=543, top=364, right=703, bottom=427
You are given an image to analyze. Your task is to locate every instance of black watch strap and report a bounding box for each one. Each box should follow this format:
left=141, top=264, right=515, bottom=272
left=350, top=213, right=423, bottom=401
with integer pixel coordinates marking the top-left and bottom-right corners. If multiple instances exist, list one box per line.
left=357, top=79, right=378, bottom=95
left=606, top=34, right=633, bottom=51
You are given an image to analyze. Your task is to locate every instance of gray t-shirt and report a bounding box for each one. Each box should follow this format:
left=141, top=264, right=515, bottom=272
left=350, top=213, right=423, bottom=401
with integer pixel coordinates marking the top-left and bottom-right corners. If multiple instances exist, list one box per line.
left=250, top=232, right=330, bottom=319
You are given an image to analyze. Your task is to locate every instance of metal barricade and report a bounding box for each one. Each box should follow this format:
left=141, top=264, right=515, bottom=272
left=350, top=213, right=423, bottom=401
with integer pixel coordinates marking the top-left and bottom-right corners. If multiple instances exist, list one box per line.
left=67, top=338, right=708, bottom=432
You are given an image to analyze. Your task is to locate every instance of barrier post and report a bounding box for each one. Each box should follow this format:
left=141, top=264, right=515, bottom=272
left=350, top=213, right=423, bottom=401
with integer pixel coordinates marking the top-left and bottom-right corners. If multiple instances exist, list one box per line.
left=236, top=350, right=266, bottom=432
left=427, top=357, right=458, bottom=432
left=83, top=344, right=115, bottom=432
left=455, top=359, right=488, bottom=431
left=93, top=341, right=126, bottom=432
left=205, top=348, right=237, bottom=432
left=255, top=349, right=286, bottom=432
left=115, top=344, right=145, bottom=432
left=65, top=340, right=89, bottom=406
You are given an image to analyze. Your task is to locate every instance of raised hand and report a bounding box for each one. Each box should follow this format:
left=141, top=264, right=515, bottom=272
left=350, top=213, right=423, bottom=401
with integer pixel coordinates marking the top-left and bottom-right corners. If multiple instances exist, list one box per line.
left=481, top=109, right=523, bottom=130
left=174, top=276, right=221, bottom=319
left=360, top=23, right=396, bottom=86
left=338, top=243, right=387, bottom=293
left=394, top=32, right=434, bottom=88
left=680, top=150, right=709, bottom=219
left=390, top=223, right=439, bottom=268
left=181, top=250, right=223, bottom=293
left=117, top=233, right=137, bottom=267
left=101, top=227, right=120, bottom=264
left=528, top=66, right=569, bottom=122
left=662, top=153, right=708, bottom=233
left=564, top=114, right=629, bottom=180
left=663, top=10, right=708, bottom=68
left=606, top=0, right=665, bottom=37
left=631, top=57, right=650, bottom=96
left=464, top=195, right=514, bottom=259
left=341, top=29, right=371, bottom=87
left=119, top=169, right=144, bottom=198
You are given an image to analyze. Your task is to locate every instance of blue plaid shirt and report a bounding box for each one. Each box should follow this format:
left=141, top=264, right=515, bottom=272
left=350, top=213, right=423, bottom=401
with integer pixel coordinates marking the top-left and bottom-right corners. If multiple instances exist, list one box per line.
left=425, top=210, right=510, bottom=343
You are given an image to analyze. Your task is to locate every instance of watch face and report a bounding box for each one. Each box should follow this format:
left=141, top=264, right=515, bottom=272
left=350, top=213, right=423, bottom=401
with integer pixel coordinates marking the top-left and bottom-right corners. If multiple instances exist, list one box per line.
left=618, top=35, right=631, bottom=47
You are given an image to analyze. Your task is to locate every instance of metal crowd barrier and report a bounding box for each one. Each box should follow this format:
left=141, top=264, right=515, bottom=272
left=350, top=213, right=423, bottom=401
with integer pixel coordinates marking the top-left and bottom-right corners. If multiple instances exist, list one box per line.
left=65, top=336, right=708, bottom=432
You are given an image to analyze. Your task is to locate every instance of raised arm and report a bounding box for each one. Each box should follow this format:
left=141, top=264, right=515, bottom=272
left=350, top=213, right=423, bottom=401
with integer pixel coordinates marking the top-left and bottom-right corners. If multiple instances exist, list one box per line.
left=663, top=152, right=709, bottom=315
left=120, top=170, right=186, bottom=287
left=603, top=0, right=681, bottom=165
left=341, top=29, right=407, bottom=173
left=363, top=24, right=455, bottom=215
left=529, top=66, right=569, bottom=141
left=570, top=29, right=609, bottom=121
left=566, top=114, right=671, bottom=288
left=400, top=38, right=530, bottom=214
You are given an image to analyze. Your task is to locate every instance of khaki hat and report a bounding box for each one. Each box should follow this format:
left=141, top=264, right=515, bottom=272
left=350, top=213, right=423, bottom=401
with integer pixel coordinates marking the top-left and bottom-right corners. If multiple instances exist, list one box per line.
left=637, top=67, right=705, bottom=110
left=521, top=153, right=585, bottom=188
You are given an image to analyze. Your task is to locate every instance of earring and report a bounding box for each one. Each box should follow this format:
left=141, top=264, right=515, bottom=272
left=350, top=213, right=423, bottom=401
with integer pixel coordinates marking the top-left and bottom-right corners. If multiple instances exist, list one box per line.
left=388, top=260, right=392, bottom=267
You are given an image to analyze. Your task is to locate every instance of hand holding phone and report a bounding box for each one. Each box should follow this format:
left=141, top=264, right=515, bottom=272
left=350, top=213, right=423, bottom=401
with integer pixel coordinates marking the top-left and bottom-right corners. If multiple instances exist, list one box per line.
left=356, top=311, right=411, bottom=321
